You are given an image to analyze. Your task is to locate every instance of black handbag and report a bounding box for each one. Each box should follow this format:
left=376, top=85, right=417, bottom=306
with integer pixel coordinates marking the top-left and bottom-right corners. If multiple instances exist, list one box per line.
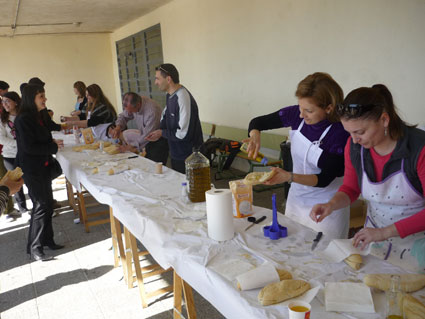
left=48, top=157, right=63, bottom=180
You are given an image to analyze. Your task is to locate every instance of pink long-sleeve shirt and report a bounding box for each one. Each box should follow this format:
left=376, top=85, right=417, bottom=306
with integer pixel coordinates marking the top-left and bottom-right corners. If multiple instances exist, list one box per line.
left=339, top=137, right=425, bottom=238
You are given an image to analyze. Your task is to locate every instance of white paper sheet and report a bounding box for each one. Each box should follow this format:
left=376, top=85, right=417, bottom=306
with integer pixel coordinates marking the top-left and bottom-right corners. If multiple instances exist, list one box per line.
left=316, top=239, right=372, bottom=263
left=325, top=282, right=375, bottom=313
left=236, top=263, right=280, bottom=290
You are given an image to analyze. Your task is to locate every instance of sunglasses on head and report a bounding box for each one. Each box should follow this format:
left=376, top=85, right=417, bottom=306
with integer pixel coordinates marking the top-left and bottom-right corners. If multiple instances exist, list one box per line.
left=157, top=65, right=170, bottom=76
left=336, top=103, right=378, bottom=117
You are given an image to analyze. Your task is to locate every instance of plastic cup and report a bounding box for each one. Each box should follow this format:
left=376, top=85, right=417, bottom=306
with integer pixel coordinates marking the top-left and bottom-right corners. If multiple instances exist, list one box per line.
left=155, top=162, right=163, bottom=174
left=288, top=301, right=311, bottom=319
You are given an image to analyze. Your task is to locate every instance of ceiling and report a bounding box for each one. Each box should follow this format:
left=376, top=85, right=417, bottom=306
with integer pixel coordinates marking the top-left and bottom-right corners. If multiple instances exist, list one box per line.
left=0, top=0, right=173, bottom=37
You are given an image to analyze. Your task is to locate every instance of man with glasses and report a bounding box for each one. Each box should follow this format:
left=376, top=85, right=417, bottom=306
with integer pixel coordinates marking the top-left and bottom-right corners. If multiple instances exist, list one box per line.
left=146, top=64, right=203, bottom=173
left=110, top=92, right=169, bottom=164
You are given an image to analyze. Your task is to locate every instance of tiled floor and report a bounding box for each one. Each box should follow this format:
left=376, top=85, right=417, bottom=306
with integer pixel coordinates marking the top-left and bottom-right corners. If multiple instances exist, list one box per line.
left=0, top=169, right=287, bottom=319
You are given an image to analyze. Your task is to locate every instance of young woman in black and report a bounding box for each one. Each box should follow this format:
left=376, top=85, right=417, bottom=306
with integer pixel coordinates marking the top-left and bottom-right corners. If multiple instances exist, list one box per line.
left=15, top=84, right=64, bottom=261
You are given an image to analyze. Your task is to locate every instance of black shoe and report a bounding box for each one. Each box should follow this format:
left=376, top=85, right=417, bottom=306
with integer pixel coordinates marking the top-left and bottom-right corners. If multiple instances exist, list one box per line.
left=52, top=199, right=61, bottom=210
left=45, top=244, right=65, bottom=250
left=31, top=251, right=53, bottom=261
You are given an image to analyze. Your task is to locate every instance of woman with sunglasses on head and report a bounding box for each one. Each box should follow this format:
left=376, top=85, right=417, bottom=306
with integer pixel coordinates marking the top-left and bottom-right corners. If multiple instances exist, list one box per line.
left=310, top=84, right=425, bottom=273
left=15, top=84, right=64, bottom=261
left=244, top=72, right=350, bottom=239
left=0, top=92, right=29, bottom=214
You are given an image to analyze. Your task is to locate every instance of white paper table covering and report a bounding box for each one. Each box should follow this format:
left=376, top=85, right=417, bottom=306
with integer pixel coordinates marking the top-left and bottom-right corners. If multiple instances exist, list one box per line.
left=54, top=141, right=425, bottom=319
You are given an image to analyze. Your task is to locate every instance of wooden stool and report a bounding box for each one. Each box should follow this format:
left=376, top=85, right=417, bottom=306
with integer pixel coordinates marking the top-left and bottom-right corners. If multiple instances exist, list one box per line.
left=173, top=270, right=196, bottom=319
left=123, top=226, right=173, bottom=308
left=77, top=183, right=109, bottom=232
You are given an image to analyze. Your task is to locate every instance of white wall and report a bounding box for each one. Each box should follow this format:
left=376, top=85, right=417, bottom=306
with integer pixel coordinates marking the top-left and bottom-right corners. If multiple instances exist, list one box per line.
left=111, top=0, right=425, bottom=132
left=0, top=33, right=116, bottom=122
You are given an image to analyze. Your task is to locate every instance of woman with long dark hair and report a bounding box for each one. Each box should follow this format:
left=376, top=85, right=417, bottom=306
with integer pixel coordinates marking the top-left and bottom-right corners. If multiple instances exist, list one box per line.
left=71, top=81, right=88, bottom=120
left=64, top=83, right=116, bottom=129
left=0, top=91, right=28, bottom=213
left=15, top=84, right=64, bottom=261
left=311, top=84, right=425, bottom=273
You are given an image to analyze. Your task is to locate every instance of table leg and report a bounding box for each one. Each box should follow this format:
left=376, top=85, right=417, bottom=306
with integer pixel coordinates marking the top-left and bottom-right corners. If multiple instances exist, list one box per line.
left=173, top=270, right=196, bottom=319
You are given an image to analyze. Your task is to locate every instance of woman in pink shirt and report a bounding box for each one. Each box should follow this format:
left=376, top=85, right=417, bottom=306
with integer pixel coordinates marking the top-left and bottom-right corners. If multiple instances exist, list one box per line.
left=310, top=84, right=425, bottom=273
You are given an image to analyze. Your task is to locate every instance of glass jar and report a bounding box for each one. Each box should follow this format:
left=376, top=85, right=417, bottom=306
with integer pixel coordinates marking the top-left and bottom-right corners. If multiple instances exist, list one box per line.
left=386, top=275, right=403, bottom=319
left=185, top=148, right=211, bottom=202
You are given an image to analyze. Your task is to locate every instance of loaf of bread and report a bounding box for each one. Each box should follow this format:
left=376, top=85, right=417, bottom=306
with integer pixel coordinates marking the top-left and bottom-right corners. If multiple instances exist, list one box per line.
left=402, top=294, right=425, bottom=319
left=258, top=279, right=310, bottom=306
left=363, top=274, right=425, bottom=292
left=72, top=142, right=100, bottom=152
left=344, top=254, right=362, bottom=270
left=103, top=144, right=120, bottom=155
left=5, top=167, right=23, bottom=181
left=276, top=268, right=293, bottom=281
left=243, top=170, right=276, bottom=185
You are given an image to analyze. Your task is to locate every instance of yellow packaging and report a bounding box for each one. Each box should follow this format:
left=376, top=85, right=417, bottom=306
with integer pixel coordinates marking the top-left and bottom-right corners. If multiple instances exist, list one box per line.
left=82, top=128, right=94, bottom=144
left=229, top=179, right=253, bottom=218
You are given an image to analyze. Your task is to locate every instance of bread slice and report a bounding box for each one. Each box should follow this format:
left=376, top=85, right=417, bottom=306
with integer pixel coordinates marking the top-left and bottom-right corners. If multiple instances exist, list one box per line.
left=243, top=170, right=276, bottom=185
left=344, top=254, right=362, bottom=270
left=258, top=279, right=310, bottom=306
left=363, top=274, right=425, bottom=292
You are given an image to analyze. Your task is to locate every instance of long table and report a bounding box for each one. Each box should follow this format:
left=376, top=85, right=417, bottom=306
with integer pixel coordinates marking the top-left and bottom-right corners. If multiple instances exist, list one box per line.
left=54, top=134, right=420, bottom=319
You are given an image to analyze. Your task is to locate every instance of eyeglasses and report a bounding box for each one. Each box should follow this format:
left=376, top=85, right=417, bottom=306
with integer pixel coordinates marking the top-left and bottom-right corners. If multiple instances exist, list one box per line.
left=336, top=103, right=378, bottom=117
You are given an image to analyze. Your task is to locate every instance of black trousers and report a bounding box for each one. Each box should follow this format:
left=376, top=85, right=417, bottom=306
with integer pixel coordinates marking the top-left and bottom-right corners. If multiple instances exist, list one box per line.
left=171, top=158, right=186, bottom=174
left=24, top=171, right=55, bottom=254
left=145, top=137, right=169, bottom=165
left=3, top=157, right=28, bottom=212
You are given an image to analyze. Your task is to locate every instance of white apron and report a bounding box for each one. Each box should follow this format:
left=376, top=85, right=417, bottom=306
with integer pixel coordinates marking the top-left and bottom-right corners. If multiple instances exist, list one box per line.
left=285, top=120, right=349, bottom=239
left=361, top=148, right=425, bottom=273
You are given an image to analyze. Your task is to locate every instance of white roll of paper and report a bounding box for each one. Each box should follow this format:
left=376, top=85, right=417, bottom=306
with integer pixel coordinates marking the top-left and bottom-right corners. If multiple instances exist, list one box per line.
left=206, top=189, right=234, bottom=241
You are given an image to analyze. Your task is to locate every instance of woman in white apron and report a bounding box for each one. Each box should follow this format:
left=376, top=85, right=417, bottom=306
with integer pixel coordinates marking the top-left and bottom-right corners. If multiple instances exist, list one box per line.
left=310, top=84, right=425, bottom=273
left=245, top=72, right=350, bottom=239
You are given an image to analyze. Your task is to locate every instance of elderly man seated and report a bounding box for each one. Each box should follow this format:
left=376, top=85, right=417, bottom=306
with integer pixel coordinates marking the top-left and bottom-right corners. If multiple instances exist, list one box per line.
left=110, top=92, right=168, bottom=164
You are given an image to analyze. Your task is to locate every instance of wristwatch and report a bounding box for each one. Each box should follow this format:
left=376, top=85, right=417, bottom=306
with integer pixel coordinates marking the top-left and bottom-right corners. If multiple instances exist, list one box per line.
left=288, top=172, right=294, bottom=184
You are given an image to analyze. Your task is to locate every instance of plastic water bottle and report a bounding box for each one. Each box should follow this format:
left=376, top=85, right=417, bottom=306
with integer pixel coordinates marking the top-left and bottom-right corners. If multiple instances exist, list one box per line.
left=73, top=125, right=81, bottom=144
left=185, top=148, right=211, bottom=202
left=181, top=182, right=189, bottom=203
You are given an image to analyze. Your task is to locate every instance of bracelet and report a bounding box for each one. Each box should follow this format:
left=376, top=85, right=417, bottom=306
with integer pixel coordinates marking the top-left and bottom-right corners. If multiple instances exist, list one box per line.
left=288, top=172, right=294, bottom=184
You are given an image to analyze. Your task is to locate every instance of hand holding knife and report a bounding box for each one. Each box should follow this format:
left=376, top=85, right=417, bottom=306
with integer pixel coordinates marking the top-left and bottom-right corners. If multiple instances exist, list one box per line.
left=311, top=231, right=323, bottom=250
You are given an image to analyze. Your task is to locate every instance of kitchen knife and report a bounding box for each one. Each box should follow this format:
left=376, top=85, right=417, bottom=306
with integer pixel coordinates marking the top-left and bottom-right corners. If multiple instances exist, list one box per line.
left=311, top=231, right=323, bottom=251
left=244, top=216, right=266, bottom=231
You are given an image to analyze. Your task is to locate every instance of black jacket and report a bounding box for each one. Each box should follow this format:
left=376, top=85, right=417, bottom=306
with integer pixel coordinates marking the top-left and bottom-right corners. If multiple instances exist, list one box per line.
left=15, top=111, right=58, bottom=175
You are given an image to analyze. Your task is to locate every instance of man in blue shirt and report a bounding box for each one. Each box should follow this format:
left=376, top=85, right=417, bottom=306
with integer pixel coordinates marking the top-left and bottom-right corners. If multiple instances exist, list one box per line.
left=146, top=64, right=203, bottom=173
